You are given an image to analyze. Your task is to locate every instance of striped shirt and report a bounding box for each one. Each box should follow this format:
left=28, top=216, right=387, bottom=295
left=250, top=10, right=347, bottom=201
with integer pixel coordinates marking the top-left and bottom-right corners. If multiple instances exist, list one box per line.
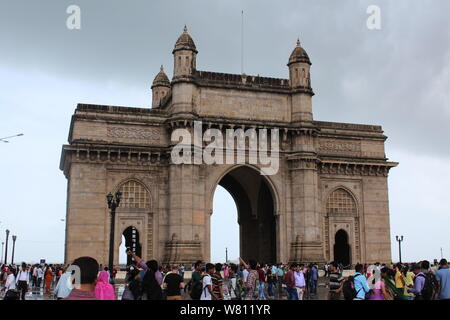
left=329, top=272, right=344, bottom=291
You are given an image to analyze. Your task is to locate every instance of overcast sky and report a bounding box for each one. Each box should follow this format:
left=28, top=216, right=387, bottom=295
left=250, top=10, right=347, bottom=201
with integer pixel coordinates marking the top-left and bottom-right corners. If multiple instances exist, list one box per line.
left=0, top=0, right=449, bottom=264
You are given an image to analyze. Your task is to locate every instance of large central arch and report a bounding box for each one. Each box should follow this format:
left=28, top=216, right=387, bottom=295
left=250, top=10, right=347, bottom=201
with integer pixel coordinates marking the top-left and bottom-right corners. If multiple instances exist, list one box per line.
left=211, top=165, right=277, bottom=264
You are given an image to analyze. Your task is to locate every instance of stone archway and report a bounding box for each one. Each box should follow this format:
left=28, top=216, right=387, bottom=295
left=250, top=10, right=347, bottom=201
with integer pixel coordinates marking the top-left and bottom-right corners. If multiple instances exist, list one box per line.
left=211, top=165, right=277, bottom=264
left=334, top=229, right=351, bottom=266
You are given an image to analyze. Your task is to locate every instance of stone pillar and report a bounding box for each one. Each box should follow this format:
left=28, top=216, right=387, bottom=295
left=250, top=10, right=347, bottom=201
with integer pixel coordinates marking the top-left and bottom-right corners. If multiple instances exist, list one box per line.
left=288, top=131, right=325, bottom=263
left=164, top=163, right=203, bottom=264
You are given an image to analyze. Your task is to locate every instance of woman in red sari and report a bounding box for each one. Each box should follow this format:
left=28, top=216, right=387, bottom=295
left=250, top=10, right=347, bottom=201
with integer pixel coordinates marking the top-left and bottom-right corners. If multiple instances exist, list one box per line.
left=44, top=266, right=52, bottom=294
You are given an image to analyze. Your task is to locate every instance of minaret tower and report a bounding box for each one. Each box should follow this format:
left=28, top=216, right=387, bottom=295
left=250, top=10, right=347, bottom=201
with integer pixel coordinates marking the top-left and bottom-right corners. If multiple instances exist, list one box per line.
left=151, top=65, right=171, bottom=108
left=171, top=26, right=198, bottom=116
left=288, top=39, right=314, bottom=122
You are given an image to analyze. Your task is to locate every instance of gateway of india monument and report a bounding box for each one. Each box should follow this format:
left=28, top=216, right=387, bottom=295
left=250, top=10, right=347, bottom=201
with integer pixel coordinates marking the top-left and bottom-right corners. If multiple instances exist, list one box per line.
left=60, top=27, right=397, bottom=266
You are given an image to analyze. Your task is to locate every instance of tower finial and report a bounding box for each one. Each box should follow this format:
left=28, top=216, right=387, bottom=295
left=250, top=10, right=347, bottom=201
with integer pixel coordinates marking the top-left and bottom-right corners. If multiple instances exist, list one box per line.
left=296, top=38, right=301, bottom=47
left=160, top=65, right=164, bottom=72
left=183, top=25, right=188, bottom=33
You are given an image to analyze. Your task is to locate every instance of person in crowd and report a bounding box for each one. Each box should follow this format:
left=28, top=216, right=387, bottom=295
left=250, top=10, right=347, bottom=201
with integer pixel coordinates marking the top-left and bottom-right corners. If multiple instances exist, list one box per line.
left=126, top=250, right=162, bottom=300
left=187, top=260, right=203, bottom=299
left=266, top=264, right=276, bottom=299
left=212, top=263, right=224, bottom=300
left=2, top=267, right=18, bottom=300
left=353, top=263, right=370, bottom=300
left=227, top=263, right=242, bottom=300
left=36, top=264, right=43, bottom=293
left=328, top=261, right=344, bottom=300
left=31, top=265, right=37, bottom=293
left=15, top=262, right=29, bottom=300
left=436, top=259, right=450, bottom=300
left=44, top=265, right=53, bottom=295
left=64, top=257, right=99, bottom=300
left=402, top=264, right=415, bottom=300
left=309, top=263, right=318, bottom=296
left=241, top=263, right=249, bottom=285
left=368, top=265, right=388, bottom=300
left=381, top=266, right=409, bottom=300
left=94, top=270, right=116, bottom=300
left=163, top=265, right=184, bottom=300
left=201, top=263, right=218, bottom=300
left=394, top=263, right=404, bottom=292
left=240, top=258, right=258, bottom=300
left=257, top=264, right=266, bottom=300
left=276, top=263, right=285, bottom=299
left=407, top=263, right=426, bottom=300
left=54, top=266, right=73, bottom=300
left=284, top=263, right=298, bottom=300
left=323, top=263, right=329, bottom=278
left=294, top=263, right=306, bottom=300
left=124, top=269, right=142, bottom=300
left=223, top=264, right=229, bottom=281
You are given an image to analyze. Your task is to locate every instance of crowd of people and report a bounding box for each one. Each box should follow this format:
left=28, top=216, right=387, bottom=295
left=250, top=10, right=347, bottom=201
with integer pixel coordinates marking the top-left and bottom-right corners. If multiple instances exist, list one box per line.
left=0, top=252, right=448, bottom=301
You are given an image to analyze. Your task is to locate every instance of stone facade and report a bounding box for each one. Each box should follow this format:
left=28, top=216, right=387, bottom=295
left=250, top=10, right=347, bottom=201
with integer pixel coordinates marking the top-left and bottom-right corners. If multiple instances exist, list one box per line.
left=60, top=28, right=397, bottom=266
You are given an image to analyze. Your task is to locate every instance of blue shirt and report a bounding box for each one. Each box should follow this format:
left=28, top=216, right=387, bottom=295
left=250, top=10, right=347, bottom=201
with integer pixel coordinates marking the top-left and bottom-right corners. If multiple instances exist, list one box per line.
left=436, top=267, right=450, bottom=300
left=354, top=273, right=370, bottom=299
left=310, top=267, right=318, bottom=281
left=277, top=268, right=284, bottom=277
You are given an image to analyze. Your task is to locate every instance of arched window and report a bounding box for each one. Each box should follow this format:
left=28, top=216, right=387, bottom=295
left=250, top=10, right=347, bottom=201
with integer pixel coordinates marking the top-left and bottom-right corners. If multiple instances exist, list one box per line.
left=119, top=180, right=150, bottom=209
left=326, top=188, right=357, bottom=216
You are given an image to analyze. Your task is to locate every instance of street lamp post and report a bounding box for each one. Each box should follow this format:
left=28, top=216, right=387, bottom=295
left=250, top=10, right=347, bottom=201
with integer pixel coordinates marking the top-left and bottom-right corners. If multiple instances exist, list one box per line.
left=225, top=247, right=228, bottom=263
left=106, top=191, right=122, bottom=272
left=4, top=230, right=10, bottom=264
left=0, top=133, right=24, bottom=143
left=11, top=235, right=17, bottom=265
left=396, top=235, right=404, bottom=263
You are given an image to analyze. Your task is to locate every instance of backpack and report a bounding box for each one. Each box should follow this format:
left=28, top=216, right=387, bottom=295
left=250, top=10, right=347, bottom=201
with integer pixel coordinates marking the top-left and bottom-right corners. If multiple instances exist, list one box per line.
left=417, top=273, right=435, bottom=300
left=342, top=276, right=357, bottom=300
left=190, top=275, right=206, bottom=300
left=342, top=274, right=368, bottom=300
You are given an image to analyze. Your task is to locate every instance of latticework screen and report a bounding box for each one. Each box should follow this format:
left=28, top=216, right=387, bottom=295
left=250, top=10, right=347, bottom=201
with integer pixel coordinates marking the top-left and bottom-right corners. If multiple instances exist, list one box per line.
left=326, top=188, right=356, bottom=215
left=119, top=180, right=150, bottom=209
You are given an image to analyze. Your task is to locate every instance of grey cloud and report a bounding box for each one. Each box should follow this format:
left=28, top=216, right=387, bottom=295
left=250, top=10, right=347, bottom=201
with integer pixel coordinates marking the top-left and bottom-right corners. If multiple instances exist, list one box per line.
left=1, top=0, right=449, bottom=159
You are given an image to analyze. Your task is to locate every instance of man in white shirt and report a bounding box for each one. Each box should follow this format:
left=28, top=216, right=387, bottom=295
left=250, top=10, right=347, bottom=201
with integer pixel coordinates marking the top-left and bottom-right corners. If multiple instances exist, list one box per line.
left=36, top=265, right=43, bottom=292
left=201, top=263, right=218, bottom=300
left=16, top=263, right=30, bottom=300
left=2, top=268, right=18, bottom=300
left=54, top=268, right=73, bottom=300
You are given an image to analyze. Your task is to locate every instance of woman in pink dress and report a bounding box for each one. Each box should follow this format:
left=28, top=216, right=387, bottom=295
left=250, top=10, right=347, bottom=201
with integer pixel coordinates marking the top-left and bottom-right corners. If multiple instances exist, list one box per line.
left=94, top=270, right=116, bottom=300
left=369, top=277, right=387, bottom=300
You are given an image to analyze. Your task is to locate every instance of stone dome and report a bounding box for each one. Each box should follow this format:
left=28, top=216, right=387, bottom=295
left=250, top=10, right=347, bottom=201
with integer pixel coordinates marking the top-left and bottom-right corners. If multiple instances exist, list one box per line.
left=152, top=66, right=170, bottom=88
left=288, top=39, right=311, bottom=66
left=173, top=26, right=198, bottom=53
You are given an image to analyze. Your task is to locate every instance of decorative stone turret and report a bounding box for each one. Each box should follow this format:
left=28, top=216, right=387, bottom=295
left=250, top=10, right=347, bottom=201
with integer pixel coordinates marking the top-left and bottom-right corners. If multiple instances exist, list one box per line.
left=172, top=25, right=198, bottom=80
left=170, top=26, right=198, bottom=117
left=151, top=66, right=171, bottom=108
left=288, top=39, right=314, bottom=122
